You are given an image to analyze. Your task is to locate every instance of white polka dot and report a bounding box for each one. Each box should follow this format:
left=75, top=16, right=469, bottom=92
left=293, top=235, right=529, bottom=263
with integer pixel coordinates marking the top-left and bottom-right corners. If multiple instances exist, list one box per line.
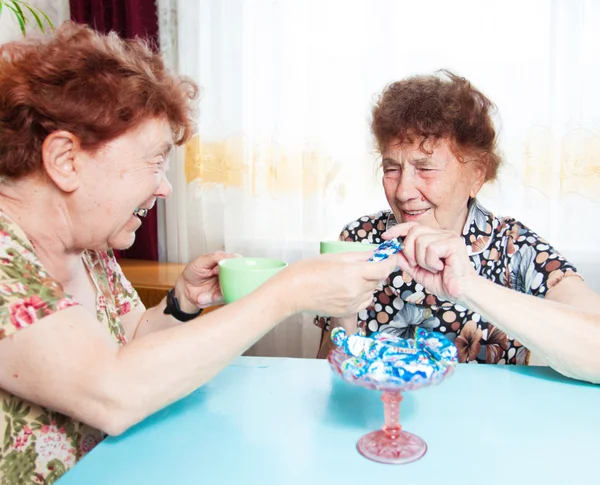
left=368, top=321, right=379, bottom=332
left=405, top=291, right=424, bottom=303
left=392, top=275, right=404, bottom=288
left=415, top=284, right=424, bottom=292
left=531, top=272, right=543, bottom=290
left=472, top=313, right=481, bottom=322
left=392, top=298, right=404, bottom=310
left=358, top=309, right=369, bottom=320
left=385, top=305, right=393, bottom=313
left=440, top=326, right=446, bottom=332
left=455, top=304, right=467, bottom=312
left=375, top=304, right=382, bottom=312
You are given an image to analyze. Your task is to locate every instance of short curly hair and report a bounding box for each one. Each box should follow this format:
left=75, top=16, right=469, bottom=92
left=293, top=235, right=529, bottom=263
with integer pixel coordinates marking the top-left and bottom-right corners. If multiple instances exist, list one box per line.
left=0, top=21, right=198, bottom=179
left=371, top=70, right=501, bottom=182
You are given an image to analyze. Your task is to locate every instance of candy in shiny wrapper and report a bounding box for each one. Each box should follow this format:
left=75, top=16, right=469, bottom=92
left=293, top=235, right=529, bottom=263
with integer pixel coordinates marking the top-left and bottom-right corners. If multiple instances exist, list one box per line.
left=331, top=327, right=347, bottom=348
left=368, top=238, right=403, bottom=262
left=340, top=357, right=369, bottom=378
left=330, top=325, right=458, bottom=388
left=365, top=360, right=395, bottom=381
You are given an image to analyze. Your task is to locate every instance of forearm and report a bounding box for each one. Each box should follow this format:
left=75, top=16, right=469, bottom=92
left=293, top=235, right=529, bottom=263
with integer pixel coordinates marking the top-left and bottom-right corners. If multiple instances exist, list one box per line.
left=130, top=298, right=181, bottom=339
left=129, top=279, right=210, bottom=339
left=108, top=280, right=291, bottom=433
left=461, top=276, right=600, bottom=383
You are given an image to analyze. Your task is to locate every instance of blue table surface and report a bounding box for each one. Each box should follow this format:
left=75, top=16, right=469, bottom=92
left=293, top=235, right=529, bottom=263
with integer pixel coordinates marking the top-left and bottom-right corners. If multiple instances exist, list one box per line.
left=59, top=357, right=600, bottom=485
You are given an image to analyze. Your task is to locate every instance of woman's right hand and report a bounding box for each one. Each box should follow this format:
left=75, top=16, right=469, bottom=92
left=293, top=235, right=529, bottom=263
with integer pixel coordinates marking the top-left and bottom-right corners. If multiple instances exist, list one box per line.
left=271, top=251, right=401, bottom=317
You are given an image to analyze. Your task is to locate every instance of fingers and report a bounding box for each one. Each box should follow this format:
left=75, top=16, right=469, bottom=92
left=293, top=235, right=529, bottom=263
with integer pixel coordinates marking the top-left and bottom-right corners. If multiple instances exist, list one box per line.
left=196, top=289, right=224, bottom=308
left=382, top=222, right=418, bottom=240
left=360, top=253, right=401, bottom=281
left=399, top=224, right=452, bottom=270
left=214, top=251, right=240, bottom=262
left=394, top=251, right=416, bottom=275
left=412, top=232, right=449, bottom=272
left=324, top=250, right=374, bottom=263
left=357, top=294, right=375, bottom=312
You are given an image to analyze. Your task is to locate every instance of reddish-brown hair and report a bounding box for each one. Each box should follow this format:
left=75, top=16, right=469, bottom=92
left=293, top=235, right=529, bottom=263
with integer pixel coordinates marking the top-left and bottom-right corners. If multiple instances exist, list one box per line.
left=371, top=70, right=501, bottom=182
left=0, top=21, right=198, bottom=179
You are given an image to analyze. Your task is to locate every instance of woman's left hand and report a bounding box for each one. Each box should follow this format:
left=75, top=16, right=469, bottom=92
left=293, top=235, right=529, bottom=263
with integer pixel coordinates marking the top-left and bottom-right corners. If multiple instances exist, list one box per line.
left=383, top=222, right=478, bottom=303
left=175, top=251, right=239, bottom=311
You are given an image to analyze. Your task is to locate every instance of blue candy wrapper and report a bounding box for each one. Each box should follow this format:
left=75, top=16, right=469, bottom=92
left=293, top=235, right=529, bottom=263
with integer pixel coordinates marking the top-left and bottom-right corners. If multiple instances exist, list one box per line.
left=330, top=326, right=458, bottom=389
left=368, top=238, right=403, bottom=262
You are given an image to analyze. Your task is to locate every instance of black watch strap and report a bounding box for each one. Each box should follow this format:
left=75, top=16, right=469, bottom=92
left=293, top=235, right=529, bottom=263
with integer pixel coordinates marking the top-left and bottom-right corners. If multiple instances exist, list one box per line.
left=163, top=288, right=203, bottom=322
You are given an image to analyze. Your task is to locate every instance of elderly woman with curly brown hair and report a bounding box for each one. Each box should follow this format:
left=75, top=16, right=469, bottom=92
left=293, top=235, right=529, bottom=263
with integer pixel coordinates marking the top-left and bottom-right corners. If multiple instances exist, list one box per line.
left=317, top=70, right=600, bottom=384
left=0, top=23, right=403, bottom=483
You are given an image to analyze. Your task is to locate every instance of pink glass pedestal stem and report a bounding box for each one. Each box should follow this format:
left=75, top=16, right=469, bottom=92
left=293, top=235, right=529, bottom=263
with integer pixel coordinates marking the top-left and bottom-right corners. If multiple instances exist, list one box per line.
left=382, top=391, right=403, bottom=440
left=356, top=391, right=428, bottom=465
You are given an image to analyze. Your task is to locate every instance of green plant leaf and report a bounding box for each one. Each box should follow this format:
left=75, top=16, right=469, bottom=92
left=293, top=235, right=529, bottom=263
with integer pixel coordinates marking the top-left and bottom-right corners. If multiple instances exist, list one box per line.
left=35, top=5, right=54, bottom=30
left=4, top=3, right=26, bottom=35
left=0, top=0, right=54, bottom=34
left=23, top=4, right=43, bottom=32
left=9, top=1, right=27, bottom=25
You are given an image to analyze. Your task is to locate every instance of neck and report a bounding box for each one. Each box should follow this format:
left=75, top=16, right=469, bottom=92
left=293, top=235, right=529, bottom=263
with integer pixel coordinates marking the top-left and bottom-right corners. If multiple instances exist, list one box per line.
left=0, top=176, right=84, bottom=285
left=452, top=198, right=475, bottom=236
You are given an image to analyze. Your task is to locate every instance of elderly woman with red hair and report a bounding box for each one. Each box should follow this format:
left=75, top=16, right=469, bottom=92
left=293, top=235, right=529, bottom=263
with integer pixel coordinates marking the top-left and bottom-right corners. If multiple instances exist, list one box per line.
left=317, top=71, right=600, bottom=385
left=0, top=23, right=401, bottom=482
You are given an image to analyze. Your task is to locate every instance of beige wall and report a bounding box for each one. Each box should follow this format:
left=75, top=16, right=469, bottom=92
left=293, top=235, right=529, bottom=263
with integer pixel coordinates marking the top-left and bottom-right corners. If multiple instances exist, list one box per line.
left=0, top=0, right=70, bottom=43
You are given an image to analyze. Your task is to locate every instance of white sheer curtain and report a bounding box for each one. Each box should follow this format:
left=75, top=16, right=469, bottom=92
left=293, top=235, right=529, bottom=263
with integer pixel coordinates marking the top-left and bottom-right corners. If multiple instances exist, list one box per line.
left=157, top=0, right=600, bottom=357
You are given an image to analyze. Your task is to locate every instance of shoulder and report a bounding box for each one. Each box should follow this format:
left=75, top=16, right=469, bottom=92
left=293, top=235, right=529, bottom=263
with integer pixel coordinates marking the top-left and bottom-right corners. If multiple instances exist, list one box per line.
left=340, top=210, right=395, bottom=243
left=0, top=213, right=78, bottom=338
left=484, top=214, right=578, bottom=294
left=495, top=216, right=561, bottom=255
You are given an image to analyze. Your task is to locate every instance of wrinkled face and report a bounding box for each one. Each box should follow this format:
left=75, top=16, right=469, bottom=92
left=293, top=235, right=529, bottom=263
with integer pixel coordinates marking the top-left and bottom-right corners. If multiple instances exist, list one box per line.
left=73, top=117, right=173, bottom=250
left=382, top=138, right=485, bottom=234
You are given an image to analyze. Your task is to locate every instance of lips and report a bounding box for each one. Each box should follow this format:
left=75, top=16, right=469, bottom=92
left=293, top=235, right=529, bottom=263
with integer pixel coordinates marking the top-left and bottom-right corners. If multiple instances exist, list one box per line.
left=402, top=208, right=429, bottom=216
left=400, top=208, right=430, bottom=221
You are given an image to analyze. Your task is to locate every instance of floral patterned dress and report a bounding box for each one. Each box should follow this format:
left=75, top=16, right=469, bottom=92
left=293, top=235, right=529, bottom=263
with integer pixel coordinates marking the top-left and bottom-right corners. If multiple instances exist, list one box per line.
left=316, top=199, right=580, bottom=365
left=0, top=212, right=141, bottom=484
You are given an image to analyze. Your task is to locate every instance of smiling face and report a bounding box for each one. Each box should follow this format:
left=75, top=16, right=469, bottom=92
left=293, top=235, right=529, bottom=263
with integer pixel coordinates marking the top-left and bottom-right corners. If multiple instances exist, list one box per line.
left=70, top=117, right=174, bottom=250
left=382, top=138, right=485, bottom=234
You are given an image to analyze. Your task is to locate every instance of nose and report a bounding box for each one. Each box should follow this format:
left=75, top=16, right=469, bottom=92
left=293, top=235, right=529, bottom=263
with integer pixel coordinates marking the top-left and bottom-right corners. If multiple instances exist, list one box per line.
left=155, top=173, right=173, bottom=199
left=395, top=169, right=420, bottom=202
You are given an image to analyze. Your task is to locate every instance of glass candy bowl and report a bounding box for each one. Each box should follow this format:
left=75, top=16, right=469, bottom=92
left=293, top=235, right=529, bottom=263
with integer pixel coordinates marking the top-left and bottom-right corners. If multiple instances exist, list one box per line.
left=328, top=327, right=458, bottom=464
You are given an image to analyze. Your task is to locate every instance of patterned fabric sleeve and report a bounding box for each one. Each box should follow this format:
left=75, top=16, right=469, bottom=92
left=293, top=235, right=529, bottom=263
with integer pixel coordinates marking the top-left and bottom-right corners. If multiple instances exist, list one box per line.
left=100, top=250, right=142, bottom=316
left=500, top=218, right=580, bottom=297
left=0, top=221, right=78, bottom=340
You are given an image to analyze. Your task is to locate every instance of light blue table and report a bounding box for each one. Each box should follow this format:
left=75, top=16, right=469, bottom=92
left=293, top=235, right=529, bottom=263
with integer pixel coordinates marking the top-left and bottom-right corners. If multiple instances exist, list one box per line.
left=59, top=357, right=599, bottom=485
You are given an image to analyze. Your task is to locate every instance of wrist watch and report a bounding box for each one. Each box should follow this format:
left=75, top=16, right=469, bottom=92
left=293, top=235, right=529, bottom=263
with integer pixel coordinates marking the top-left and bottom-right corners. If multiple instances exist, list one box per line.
left=163, top=288, right=203, bottom=322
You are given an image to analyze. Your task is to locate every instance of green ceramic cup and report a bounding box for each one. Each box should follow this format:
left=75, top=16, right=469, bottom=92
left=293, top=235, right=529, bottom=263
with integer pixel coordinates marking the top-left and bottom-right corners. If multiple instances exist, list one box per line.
left=218, top=257, right=287, bottom=304
left=319, top=240, right=379, bottom=254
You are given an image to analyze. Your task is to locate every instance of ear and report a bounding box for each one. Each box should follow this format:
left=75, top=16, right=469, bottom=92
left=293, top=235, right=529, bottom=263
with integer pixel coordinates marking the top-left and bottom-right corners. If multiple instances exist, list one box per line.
left=468, top=160, right=487, bottom=198
left=41, top=131, right=80, bottom=193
